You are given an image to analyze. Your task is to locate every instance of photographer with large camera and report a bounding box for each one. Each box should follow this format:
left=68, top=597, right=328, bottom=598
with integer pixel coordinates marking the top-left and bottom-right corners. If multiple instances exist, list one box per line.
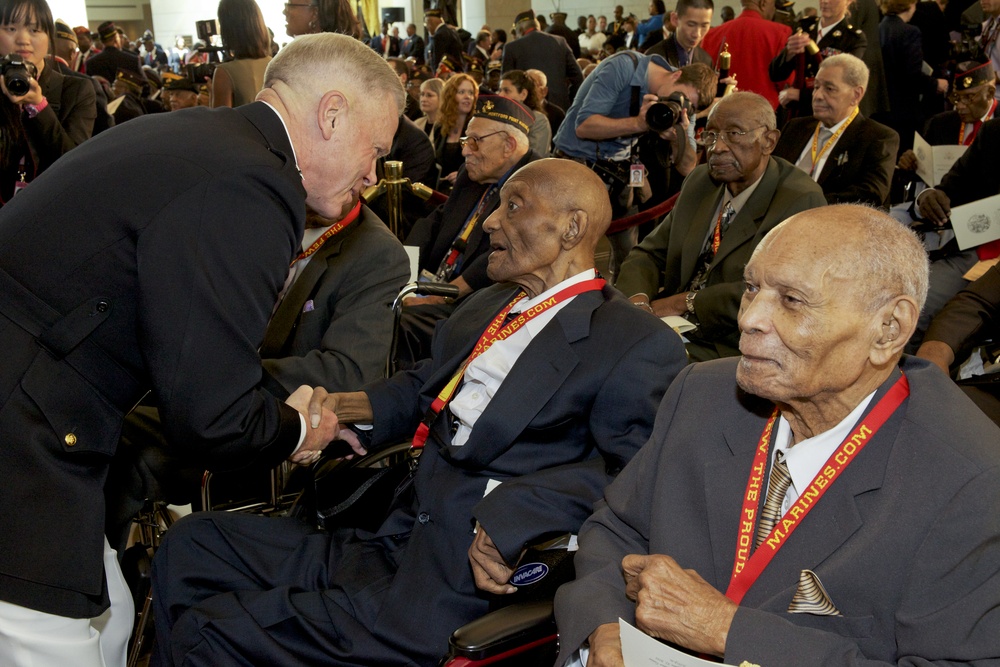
left=0, top=0, right=95, bottom=204
left=552, top=51, right=715, bottom=281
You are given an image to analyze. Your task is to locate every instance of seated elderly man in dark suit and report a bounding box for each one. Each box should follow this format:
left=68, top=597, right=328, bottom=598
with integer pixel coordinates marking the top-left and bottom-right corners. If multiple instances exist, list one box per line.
left=399, top=95, right=539, bottom=364
left=773, top=54, right=898, bottom=207
left=149, top=158, right=687, bottom=667
left=616, top=91, right=826, bottom=362
left=555, top=204, right=1000, bottom=667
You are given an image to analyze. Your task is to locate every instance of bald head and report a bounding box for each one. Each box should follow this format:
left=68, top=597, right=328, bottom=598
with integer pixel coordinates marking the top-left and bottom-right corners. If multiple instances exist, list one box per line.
left=482, top=158, right=613, bottom=296
left=512, top=159, right=613, bottom=246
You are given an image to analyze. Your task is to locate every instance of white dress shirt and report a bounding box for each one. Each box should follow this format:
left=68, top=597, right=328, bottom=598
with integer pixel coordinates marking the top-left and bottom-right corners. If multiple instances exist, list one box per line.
left=794, top=111, right=853, bottom=180
left=449, top=270, right=598, bottom=447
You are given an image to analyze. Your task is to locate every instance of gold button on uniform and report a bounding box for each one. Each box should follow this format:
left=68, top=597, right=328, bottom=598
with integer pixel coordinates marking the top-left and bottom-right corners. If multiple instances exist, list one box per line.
left=64, top=433, right=77, bottom=446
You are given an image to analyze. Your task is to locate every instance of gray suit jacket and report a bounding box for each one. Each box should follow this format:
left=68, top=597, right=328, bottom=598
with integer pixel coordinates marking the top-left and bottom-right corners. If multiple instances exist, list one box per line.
left=615, top=157, right=826, bottom=358
left=555, top=356, right=1000, bottom=666
left=260, top=206, right=409, bottom=397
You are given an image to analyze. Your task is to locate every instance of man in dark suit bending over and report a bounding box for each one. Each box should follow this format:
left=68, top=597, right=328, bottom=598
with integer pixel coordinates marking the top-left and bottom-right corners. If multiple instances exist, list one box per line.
left=149, top=159, right=687, bottom=666
left=773, top=53, right=898, bottom=206
left=0, top=34, right=402, bottom=667
left=556, top=204, right=1000, bottom=667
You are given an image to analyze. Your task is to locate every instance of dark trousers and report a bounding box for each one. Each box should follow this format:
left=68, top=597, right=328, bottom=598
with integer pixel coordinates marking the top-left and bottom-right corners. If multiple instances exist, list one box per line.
left=150, top=512, right=417, bottom=666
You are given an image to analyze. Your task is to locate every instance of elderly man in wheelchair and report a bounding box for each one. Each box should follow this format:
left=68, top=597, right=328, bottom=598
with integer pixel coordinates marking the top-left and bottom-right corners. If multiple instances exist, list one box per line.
left=148, top=158, right=687, bottom=666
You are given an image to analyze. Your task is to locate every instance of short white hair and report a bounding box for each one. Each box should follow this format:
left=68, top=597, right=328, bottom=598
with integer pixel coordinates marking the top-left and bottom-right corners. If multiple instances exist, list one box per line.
left=818, top=53, right=870, bottom=91
left=264, top=33, right=405, bottom=115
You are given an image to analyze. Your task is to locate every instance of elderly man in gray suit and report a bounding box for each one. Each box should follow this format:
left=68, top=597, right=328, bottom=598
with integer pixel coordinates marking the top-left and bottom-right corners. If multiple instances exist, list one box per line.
left=556, top=204, right=1000, bottom=667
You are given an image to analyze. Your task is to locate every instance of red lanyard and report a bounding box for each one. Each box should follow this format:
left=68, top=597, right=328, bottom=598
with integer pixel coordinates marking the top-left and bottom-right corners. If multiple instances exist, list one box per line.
left=724, top=373, right=910, bottom=604
left=290, top=201, right=361, bottom=266
left=411, top=278, right=606, bottom=449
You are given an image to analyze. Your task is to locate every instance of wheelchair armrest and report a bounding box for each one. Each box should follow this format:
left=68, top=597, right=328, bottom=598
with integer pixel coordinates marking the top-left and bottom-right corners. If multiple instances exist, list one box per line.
left=448, top=600, right=556, bottom=661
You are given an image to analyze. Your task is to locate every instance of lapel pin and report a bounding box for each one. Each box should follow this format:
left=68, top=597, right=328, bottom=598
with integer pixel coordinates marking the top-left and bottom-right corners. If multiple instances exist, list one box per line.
left=836, top=152, right=848, bottom=166
left=303, top=300, right=314, bottom=313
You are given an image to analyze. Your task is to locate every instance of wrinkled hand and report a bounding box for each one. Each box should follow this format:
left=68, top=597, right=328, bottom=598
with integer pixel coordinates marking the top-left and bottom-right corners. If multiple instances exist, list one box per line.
left=468, top=528, right=517, bottom=594
left=403, top=294, right=449, bottom=306
left=650, top=293, right=688, bottom=318
left=297, top=386, right=368, bottom=461
left=936, top=78, right=949, bottom=95
left=586, top=623, right=625, bottom=667
left=778, top=87, right=800, bottom=107
left=443, top=171, right=458, bottom=185
left=897, top=149, right=918, bottom=171
left=285, top=385, right=338, bottom=465
left=915, top=340, right=955, bottom=374
left=917, top=188, right=951, bottom=225
left=623, top=554, right=736, bottom=658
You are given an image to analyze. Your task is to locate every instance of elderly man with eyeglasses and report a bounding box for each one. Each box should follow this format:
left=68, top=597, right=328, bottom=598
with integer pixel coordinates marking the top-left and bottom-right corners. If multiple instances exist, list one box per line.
left=616, top=91, right=826, bottom=362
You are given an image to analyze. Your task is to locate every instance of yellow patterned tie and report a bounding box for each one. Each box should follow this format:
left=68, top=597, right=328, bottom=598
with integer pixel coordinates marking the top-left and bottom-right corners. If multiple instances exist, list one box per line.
left=755, top=450, right=792, bottom=548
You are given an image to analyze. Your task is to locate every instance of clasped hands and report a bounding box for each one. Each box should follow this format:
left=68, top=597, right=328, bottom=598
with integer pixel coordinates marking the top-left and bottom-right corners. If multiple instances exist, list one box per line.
left=586, top=554, right=737, bottom=667
left=283, top=385, right=369, bottom=465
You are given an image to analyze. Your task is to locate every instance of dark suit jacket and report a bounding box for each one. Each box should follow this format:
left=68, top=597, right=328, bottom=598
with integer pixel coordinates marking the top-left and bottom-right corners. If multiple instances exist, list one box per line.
left=853, top=0, right=890, bottom=117
left=556, top=356, right=1000, bottom=666
left=502, top=29, right=584, bottom=111
left=404, top=150, right=537, bottom=291
left=355, top=282, right=686, bottom=661
left=402, top=34, right=426, bottom=64
left=0, top=102, right=305, bottom=618
left=937, top=117, right=1000, bottom=207
left=84, top=45, right=144, bottom=84
left=922, top=109, right=962, bottom=145
left=428, top=24, right=465, bottom=72
left=645, top=33, right=713, bottom=68
left=878, top=14, right=937, bottom=151
left=768, top=19, right=867, bottom=120
left=615, top=157, right=827, bottom=358
left=773, top=114, right=899, bottom=206
left=925, top=264, right=1000, bottom=371
left=260, top=206, right=409, bottom=397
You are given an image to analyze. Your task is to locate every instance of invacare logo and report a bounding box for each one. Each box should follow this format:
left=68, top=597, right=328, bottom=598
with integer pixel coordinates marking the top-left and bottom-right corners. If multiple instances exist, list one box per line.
left=511, top=562, right=549, bottom=587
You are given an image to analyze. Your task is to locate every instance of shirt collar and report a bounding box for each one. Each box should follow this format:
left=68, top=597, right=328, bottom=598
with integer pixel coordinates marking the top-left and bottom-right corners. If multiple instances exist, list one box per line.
left=817, top=17, right=843, bottom=40
left=723, top=169, right=765, bottom=215
left=822, top=109, right=856, bottom=131
left=258, top=100, right=300, bottom=173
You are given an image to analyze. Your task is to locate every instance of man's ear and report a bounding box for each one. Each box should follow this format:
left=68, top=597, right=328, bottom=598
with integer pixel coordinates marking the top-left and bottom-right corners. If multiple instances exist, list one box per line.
left=870, top=296, right=919, bottom=366
left=318, top=90, right=348, bottom=141
left=561, top=210, right=589, bottom=249
left=759, top=127, right=780, bottom=156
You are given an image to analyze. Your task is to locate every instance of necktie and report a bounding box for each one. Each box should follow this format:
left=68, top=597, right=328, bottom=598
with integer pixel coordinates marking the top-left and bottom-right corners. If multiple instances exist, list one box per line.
left=796, top=126, right=833, bottom=174
left=755, top=450, right=792, bottom=548
left=710, top=202, right=736, bottom=255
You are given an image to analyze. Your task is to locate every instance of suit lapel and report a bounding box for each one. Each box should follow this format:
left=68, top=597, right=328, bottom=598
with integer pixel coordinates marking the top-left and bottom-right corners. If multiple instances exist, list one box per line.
left=679, top=183, right=724, bottom=282
left=707, top=159, right=780, bottom=271
left=440, top=289, right=604, bottom=468
left=739, top=369, right=905, bottom=608
left=818, top=115, right=864, bottom=185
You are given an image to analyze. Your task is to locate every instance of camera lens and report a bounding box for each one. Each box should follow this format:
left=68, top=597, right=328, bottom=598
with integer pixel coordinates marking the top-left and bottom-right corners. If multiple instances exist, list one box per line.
left=5, top=70, right=30, bottom=96
left=646, top=101, right=679, bottom=134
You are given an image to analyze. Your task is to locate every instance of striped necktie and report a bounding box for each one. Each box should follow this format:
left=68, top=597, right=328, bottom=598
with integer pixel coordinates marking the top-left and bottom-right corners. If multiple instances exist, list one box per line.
left=755, top=450, right=792, bottom=547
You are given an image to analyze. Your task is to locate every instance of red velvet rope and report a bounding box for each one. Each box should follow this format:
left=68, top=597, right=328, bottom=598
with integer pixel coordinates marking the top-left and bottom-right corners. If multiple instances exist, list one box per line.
left=606, top=192, right=679, bottom=234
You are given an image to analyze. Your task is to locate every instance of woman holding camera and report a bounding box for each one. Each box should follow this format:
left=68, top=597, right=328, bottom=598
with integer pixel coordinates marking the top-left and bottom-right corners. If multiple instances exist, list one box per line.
left=211, top=0, right=271, bottom=108
left=0, top=0, right=95, bottom=204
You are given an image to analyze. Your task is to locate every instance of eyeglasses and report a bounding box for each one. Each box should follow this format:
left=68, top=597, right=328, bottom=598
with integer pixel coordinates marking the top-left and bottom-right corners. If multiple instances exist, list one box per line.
left=699, top=126, right=768, bottom=148
left=284, top=2, right=313, bottom=8
left=460, top=130, right=508, bottom=150
left=948, top=89, right=985, bottom=106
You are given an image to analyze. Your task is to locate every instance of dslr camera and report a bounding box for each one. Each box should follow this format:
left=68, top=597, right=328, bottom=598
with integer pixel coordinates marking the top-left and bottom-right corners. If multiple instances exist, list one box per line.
left=646, top=91, right=694, bottom=134
left=1, top=54, right=38, bottom=97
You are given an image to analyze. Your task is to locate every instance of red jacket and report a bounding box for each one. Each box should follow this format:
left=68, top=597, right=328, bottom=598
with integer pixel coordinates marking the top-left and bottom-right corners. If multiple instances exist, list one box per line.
left=702, top=9, right=792, bottom=109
